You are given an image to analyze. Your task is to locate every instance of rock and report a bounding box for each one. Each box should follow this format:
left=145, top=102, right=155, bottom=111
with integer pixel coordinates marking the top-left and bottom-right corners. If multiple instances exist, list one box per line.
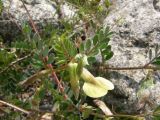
left=103, top=0, right=160, bottom=114
left=153, top=0, right=160, bottom=12
left=0, top=0, right=75, bottom=42
left=0, top=0, right=56, bottom=42
left=23, top=0, right=41, bottom=5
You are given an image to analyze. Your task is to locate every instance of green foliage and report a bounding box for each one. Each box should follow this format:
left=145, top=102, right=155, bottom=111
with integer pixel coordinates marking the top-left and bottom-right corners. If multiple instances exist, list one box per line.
left=150, top=44, right=160, bottom=65
left=53, top=34, right=78, bottom=65
left=0, top=0, right=3, bottom=14
left=153, top=106, right=160, bottom=120
left=82, top=104, right=93, bottom=119
left=152, top=56, right=160, bottom=65
left=79, top=27, right=113, bottom=63
left=0, top=49, right=15, bottom=67
left=105, top=0, right=111, bottom=8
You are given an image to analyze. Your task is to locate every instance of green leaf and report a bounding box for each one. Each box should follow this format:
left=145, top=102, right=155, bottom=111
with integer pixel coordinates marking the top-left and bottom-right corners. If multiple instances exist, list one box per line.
left=86, top=39, right=91, bottom=51
left=153, top=106, right=160, bottom=120
left=104, top=51, right=113, bottom=60
left=82, top=106, right=93, bottom=119
left=101, top=49, right=113, bottom=61
left=55, top=59, right=66, bottom=65
left=53, top=36, right=77, bottom=66
left=37, top=40, right=43, bottom=50
left=0, top=0, right=3, bottom=14
left=42, top=47, right=49, bottom=57
left=32, top=54, right=43, bottom=69
left=79, top=43, right=85, bottom=53
left=47, top=54, right=55, bottom=64
left=105, top=0, right=111, bottom=8
left=54, top=44, right=63, bottom=53
left=81, top=27, right=113, bottom=62
left=153, top=60, right=160, bottom=65
left=89, top=19, right=96, bottom=29
left=38, top=86, right=46, bottom=99
left=99, top=44, right=106, bottom=50
left=22, top=23, right=31, bottom=36
left=106, top=45, right=111, bottom=50
left=152, top=57, right=160, bottom=65
left=89, top=49, right=99, bottom=56
left=93, top=34, right=99, bottom=45
left=98, top=29, right=104, bottom=41
left=13, top=41, right=33, bottom=49
left=0, top=50, right=15, bottom=66
left=88, top=57, right=96, bottom=64
left=63, top=38, right=77, bottom=57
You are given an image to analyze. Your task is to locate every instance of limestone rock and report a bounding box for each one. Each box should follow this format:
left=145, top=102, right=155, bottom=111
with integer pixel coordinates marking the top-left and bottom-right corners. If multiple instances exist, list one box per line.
left=104, top=0, right=160, bottom=114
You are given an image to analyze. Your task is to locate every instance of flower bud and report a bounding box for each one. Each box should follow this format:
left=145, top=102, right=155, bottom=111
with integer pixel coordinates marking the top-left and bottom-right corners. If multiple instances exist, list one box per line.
left=68, top=62, right=80, bottom=99
left=75, top=54, right=89, bottom=66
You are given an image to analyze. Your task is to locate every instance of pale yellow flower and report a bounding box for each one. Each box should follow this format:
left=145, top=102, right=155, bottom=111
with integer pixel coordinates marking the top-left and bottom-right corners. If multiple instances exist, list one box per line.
left=81, top=68, right=114, bottom=98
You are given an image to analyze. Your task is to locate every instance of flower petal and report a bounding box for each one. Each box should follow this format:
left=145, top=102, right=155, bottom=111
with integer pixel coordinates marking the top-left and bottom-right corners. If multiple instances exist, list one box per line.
left=83, top=82, right=108, bottom=98
left=95, top=77, right=114, bottom=90
left=83, top=77, right=114, bottom=98
left=81, top=68, right=96, bottom=84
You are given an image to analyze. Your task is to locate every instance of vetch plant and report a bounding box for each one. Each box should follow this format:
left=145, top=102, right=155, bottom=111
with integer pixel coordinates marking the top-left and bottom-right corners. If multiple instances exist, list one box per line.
left=68, top=53, right=114, bottom=99
left=42, top=26, right=115, bottom=102
left=0, top=19, right=116, bottom=119
left=2, top=0, right=160, bottom=119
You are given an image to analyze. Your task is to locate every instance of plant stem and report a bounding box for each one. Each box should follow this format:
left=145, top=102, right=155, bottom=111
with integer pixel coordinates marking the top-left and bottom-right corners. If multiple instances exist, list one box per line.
left=0, top=100, right=30, bottom=115
left=20, top=0, right=67, bottom=99
left=100, top=65, right=160, bottom=71
left=144, top=52, right=160, bottom=68
left=0, top=53, right=33, bottom=74
left=20, top=0, right=41, bottom=39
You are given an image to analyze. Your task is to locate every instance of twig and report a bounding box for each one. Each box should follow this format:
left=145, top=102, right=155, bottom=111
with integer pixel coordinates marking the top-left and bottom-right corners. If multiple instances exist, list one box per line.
left=18, top=69, right=51, bottom=87
left=100, top=65, right=160, bottom=71
left=47, top=63, right=68, bottom=99
left=20, top=0, right=41, bottom=39
left=0, top=53, right=32, bottom=74
left=97, top=50, right=160, bottom=71
left=0, top=20, right=17, bottom=23
left=0, top=47, right=30, bottom=51
left=90, top=111, right=160, bottom=118
left=0, top=100, right=30, bottom=115
left=93, top=99, right=113, bottom=116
